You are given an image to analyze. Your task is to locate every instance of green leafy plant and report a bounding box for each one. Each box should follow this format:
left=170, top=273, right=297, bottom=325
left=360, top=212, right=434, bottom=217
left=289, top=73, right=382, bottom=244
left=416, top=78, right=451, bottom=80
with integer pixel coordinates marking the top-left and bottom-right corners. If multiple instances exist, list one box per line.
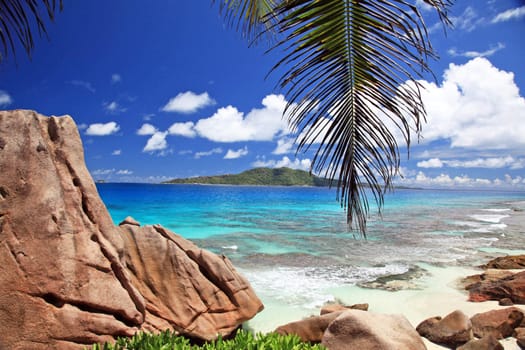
left=89, top=329, right=326, bottom=350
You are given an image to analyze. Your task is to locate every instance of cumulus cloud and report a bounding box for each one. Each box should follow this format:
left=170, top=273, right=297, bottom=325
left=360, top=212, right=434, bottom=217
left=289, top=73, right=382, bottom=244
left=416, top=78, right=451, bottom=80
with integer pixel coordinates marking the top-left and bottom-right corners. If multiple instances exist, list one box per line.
left=0, top=90, right=12, bottom=106
left=396, top=171, right=525, bottom=189
left=112, top=149, right=122, bottom=156
left=143, top=131, right=168, bottom=152
left=168, top=122, right=197, bottom=137
left=415, top=0, right=433, bottom=12
left=195, top=94, right=291, bottom=142
left=85, top=122, right=120, bottom=136
left=104, top=101, right=126, bottom=113
left=413, top=57, right=525, bottom=150
left=116, top=169, right=133, bottom=175
left=448, top=42, right=505, bottom=58
left=111, top=74, right=122, bottom=83
left=273, top=138, right=295, bottom=155
left=224, top=146, right=248, bottom=159
left=417, top=158, right=444, bottom=168
left=161, top=91, right=215, bottom=113
left=195, top=147, right=223, bottom=159
left=252, top=156, right=312, bottom=171
left=137, top=123, right=158, bottom=135
left=417, top=156, right=525, bottom=169
left=67, top=80, right=95, bottom=93
left=492, top=5, right=525, bottom=23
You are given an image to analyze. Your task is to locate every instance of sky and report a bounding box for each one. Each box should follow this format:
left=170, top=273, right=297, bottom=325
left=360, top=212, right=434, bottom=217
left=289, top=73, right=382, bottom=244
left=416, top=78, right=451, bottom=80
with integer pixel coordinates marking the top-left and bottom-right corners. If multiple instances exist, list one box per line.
left=1, top=0, right=524, bottom=189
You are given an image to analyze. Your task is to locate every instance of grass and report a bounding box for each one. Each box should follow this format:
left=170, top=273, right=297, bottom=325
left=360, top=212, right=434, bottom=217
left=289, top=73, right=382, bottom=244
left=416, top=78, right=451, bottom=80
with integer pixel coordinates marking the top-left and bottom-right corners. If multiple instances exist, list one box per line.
left=90, top=329, right=326, bottom=350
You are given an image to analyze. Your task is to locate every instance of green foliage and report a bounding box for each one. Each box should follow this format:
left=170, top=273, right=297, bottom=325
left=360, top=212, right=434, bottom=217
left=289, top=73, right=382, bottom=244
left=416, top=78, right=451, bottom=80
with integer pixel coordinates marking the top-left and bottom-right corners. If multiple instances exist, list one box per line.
left=163, top=167, right=332, bottom=187
left=89, top=329, right=326, bottom=350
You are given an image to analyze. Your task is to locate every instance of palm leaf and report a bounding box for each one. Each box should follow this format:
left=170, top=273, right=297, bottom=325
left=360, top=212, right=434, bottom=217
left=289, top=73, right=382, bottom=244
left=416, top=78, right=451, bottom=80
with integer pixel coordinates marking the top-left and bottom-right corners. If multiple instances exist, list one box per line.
left=0, top=0, right=63, bottom=63
left=214, top=0, right=446, bottom=236
left=266, top=0, right=451, bottom=236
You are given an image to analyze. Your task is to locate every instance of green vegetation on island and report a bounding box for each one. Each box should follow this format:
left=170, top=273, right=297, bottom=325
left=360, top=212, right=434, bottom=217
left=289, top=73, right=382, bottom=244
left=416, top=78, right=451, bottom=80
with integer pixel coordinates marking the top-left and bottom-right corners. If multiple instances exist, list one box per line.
left=163, top=167, right=332, bottom=187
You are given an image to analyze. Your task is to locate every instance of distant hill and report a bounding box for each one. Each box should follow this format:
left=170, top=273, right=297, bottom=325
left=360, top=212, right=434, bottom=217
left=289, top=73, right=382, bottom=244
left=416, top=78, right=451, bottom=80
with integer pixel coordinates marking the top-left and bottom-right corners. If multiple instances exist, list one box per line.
left=163, top=167, right=332, bottom=187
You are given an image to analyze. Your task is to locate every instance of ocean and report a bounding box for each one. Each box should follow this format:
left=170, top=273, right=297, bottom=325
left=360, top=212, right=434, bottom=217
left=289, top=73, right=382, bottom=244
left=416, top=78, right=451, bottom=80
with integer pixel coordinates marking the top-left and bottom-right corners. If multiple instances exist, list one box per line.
left=97, top=183, right=525, bottom=330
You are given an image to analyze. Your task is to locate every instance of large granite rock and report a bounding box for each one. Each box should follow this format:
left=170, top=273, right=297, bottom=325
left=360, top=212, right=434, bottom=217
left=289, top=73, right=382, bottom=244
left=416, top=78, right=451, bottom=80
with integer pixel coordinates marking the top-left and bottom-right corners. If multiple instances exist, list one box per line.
left=470, top=307, right=524, bottom=339
left=321, top=310, right=426, bottom=350
left=275, top=311, right=344, bottom=343
left=416, top=310, right=473, bottom=347
left=456, top=334, right=503, bottom=350
left=467, top=271, right=525, bottom=304
left=0, top=110, right=263, bottom=349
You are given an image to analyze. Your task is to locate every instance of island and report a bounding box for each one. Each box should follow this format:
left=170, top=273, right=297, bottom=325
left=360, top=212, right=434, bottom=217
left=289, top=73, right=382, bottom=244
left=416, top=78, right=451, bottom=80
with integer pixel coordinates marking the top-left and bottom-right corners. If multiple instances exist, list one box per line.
left=163, top=167, right=332, bottom=187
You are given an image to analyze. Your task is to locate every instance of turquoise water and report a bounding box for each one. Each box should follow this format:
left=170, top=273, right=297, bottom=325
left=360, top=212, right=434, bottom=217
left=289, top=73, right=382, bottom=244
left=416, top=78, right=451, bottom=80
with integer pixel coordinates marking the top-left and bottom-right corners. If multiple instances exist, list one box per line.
left=97, top=183, right=525, bottom=309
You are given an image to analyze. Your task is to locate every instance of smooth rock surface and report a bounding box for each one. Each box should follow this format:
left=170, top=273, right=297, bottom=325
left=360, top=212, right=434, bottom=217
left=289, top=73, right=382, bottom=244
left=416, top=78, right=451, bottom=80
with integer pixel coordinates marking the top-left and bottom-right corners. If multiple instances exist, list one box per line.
left=321, top=310, right=426, bottom=350
left=275, top=312, right=344, bottom=343
left=0, top=110, right=263, bottom=349
left=320, top=302, right=369, bottom=315
left=416, top=310, right=473, bottom=347
left=471, top=307, right=524, bottom=339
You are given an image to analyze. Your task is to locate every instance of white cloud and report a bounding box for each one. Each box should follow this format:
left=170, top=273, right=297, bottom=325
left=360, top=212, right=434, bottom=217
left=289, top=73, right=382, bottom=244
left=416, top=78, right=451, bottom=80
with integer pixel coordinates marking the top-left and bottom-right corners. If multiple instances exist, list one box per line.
left=111, top=74, right=122, bottom=83
left=161, top=91, right=215, bottom=113
left=415, top=0, right=433, bottom=12
left=417, top=158, right=444, bottom=168
left=448, top=42, right=505, bottom=58
left=137, top=123, right=158, bottom=136
left=194, top=94, right=291, bottom=142
left=168, top=121, right=197, bottom=137
left=414, top=57, right=525, bottom=150
left=492, top=5, right=525, bottom=23
left=418, top=156, right=525, bottom=169
left=273, top=137, right=295, bottom=155
left=143, top=131, right=168, bottom=152
left=450, top=6, right=481, bottom=32
left=224, top=146, right=248, bottom=159
left=396, top=171, right=525, bottom=189
left=116, top=169, right=133, bottom=175
left=195, top=147, right=223, bottom=159
left=92, top=169, right=116, bottom=176
left=112, top=149, right=122, bottom=156
left=104, top=101, right=126, bottom=113
left=67, top=80, right=95, bottom=93
left=252, top=156, right=312, bottom=171
left=85, top=122, right=120, bottom=136
left=0, top=90, right=13, bottom=106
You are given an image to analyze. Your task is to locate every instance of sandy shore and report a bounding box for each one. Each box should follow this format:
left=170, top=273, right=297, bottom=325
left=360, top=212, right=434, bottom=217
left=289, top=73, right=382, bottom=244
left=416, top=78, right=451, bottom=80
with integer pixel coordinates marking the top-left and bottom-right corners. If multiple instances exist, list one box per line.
left=247, top=262, right=523, bottom=349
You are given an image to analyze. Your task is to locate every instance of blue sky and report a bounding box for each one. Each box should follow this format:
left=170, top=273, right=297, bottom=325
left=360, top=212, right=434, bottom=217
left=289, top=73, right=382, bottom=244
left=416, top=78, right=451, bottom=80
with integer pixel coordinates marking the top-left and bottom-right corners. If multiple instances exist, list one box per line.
left=1, top=0, right=524, bottom=189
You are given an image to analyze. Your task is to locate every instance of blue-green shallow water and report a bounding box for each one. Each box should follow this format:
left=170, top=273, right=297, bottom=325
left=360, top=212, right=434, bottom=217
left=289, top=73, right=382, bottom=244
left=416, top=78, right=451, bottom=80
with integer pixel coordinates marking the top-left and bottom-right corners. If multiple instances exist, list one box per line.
left=97, top=183, right=525, bottom=308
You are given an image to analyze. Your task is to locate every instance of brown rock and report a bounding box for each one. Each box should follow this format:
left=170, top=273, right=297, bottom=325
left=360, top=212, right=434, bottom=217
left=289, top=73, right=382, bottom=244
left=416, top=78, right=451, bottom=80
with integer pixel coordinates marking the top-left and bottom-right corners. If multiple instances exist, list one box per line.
left=275, top=312, right=344, bottom=343
left=416, top=310, right=473, bottom=347
left=461, top=269, right=514, bottom=290
left=467, top=271, right=525, bottom=304
left=0, top=110, right=263, bottom=349
left=499, top=298, right=514, bottom=306
left=456, top=334, right=503, bottom=350
left=482, top=255, right=525, bottom=269
left=321, top=310, right=426, bottom=350
left=471, top=307, right=524, bottom=339
left=514, top=327, right=525, bottom=348
left=119, top=216, right=140, bottom=226
left=320, top=302, right=369, bottom=315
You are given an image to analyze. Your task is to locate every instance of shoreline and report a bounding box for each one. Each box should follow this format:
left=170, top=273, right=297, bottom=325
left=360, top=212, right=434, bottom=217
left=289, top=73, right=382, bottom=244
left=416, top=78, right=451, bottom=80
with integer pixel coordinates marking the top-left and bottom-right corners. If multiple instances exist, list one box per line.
left=246, top=261, right=523, bottom=349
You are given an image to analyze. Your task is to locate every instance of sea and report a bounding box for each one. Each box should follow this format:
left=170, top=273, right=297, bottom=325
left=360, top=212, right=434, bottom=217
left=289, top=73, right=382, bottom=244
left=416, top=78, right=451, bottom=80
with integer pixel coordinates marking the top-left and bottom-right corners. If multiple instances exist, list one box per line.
left=97, top=183, right=525, bottom=329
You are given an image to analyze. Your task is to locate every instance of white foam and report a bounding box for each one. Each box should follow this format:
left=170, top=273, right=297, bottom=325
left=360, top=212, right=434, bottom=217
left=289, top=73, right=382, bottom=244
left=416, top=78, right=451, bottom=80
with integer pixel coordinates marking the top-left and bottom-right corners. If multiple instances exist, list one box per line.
left=221, top=245, right=238, bottom=250
left=470, top=214, right=509, bottom=224
left=482, top=208, right=511, bottom=212
left=241, top=264, right=409, bottom=309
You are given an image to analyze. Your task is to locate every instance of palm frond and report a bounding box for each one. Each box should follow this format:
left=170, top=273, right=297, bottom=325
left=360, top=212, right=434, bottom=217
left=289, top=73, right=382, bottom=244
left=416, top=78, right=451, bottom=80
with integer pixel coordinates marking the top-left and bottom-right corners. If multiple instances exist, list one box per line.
left=266, top=0, right=451, bottom=236
left=214, top=0, right=279, bottom=42
left=0, top=0, right=63, bottom=63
